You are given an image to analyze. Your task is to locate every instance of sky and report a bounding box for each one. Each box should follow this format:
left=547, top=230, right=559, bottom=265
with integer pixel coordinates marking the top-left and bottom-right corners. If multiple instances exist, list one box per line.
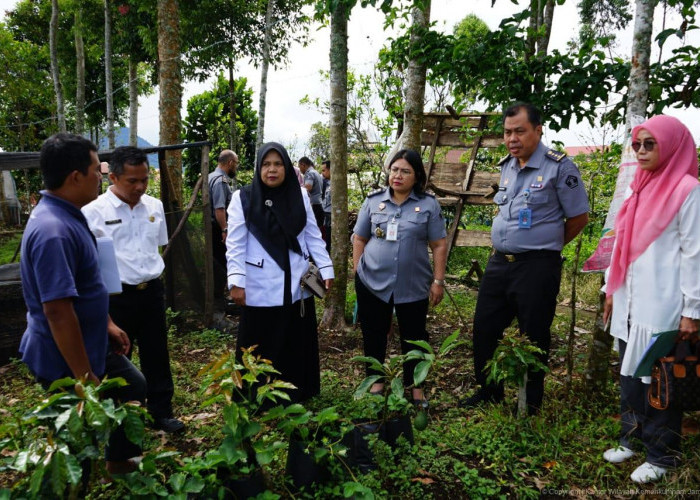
left=1, top=0, right=699, bottom=154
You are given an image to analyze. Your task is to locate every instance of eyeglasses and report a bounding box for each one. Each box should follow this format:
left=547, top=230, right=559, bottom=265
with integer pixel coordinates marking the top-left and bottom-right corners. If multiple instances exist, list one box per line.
left=389, top=167, right=414, bottom=176
left=631, top=139, right=657, bottom=152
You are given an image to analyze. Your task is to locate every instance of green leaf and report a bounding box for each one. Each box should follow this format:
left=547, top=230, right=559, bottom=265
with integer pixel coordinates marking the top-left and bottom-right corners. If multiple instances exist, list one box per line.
left=64, top=453, right=82, bottom=486
left=354, top=375, right=383, bottom=399
left=124, top=411, right=145, bottom=447
left=413, top=360, right=431, bottom=386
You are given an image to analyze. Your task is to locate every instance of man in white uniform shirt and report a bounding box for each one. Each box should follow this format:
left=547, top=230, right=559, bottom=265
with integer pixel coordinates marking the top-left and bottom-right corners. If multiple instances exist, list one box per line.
left=82, top=146, right=184, bottom=433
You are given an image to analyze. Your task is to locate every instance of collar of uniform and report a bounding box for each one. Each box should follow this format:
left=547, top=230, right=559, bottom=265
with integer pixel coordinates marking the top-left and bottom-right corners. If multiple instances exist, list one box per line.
left=519, top=141, right=547, bottom=170
left=39, top=190, right=85, bottom=220
left=105, top=186, right=142, bottom=209
left=215, top=166, right=231, bottom=181
left=382, top=187, right=419, bottom=203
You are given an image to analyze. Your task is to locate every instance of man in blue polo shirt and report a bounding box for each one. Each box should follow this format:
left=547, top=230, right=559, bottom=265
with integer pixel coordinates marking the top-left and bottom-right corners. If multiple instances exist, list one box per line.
left=19, top=133, right=146, bottom=475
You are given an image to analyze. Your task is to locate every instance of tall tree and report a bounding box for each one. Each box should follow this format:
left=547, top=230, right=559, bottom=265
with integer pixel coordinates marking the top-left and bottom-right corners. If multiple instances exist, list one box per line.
left=158, top=0, right=183, bottom=204
left=402, top=0, right=431, bottom=151
left=256, top=0, right=275, bottom=153
left=625, top=0, right=655, bottom=133
left=104, top=0, right=115, bottom=148
left=73, top=2, right=86, bottom=135
left=320, top=0, right=350, bottom=330
left=49, top=0, right=66, bottom=132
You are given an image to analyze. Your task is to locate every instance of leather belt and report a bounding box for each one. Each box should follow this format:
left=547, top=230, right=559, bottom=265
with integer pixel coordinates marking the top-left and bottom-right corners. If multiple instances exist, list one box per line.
left=122, top=279, right=159, bottom=291
left=492, top=250, right=560, bottom=263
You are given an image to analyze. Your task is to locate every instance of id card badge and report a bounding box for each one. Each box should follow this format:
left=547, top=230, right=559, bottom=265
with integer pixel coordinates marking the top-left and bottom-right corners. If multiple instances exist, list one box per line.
left=386, top=221, right=399, bottom=241
left=518, top=208, right=532, bottom=229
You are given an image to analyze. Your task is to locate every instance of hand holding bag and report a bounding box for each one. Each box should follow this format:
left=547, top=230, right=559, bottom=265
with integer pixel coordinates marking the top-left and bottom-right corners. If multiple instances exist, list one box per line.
left=301, top=262, right=326, bottom=299
left=648, top=339, right=700, bottom=411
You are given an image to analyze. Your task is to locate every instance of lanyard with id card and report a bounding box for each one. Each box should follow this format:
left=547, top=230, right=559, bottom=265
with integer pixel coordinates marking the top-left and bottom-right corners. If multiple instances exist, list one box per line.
left=518, top=189, right=532, bottom=229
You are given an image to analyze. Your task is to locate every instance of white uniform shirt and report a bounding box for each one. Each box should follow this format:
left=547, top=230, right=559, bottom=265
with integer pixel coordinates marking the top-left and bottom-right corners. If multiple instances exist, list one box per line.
left=226, top=188, right=334, bottom=307
left=82, top=189, right=168, bottom=285
left=607, top=185, right=700, bottom=380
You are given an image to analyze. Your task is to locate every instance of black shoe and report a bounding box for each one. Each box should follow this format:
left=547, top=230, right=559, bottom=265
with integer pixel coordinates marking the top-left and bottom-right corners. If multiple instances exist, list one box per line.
left=413, top=399, right=429, bottom=410
left=459, top=391, right=501, bottom=409
left=151, top=417, right=185, bottom=433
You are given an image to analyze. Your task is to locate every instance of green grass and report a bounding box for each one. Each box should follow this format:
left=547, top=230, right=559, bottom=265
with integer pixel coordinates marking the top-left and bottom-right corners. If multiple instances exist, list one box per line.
left=0, top=233, right=22, bottom=265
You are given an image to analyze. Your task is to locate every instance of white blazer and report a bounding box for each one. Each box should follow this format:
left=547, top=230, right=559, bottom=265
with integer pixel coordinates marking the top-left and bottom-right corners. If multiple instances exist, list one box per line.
left=225, top=187, right=334, bottom=307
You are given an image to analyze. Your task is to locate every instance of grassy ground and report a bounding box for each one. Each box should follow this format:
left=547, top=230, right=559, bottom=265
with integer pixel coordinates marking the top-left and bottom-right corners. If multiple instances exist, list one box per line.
left=2, top=282, right=699, bottom=499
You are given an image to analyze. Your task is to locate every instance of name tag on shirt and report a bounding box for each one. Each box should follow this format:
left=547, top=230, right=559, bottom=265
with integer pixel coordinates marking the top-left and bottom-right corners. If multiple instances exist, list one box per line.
left=518, top=208, right=532, bottom=229
left=386, top=221, right=398, bottom=241
left=105, top=219, right=122, bottom=225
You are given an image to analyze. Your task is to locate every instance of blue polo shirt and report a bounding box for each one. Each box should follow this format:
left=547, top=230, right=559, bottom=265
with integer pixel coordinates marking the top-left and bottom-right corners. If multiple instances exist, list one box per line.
left=19, top=191, right=109, bottom=381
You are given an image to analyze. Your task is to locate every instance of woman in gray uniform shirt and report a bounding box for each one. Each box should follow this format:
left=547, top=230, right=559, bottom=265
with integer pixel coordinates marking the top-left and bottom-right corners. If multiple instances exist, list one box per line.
left=352, top=149, right=448, bottom=407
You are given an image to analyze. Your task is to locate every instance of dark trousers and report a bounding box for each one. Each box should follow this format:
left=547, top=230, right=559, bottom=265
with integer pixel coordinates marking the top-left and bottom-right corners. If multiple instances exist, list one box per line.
left=472, top=252, right=561, bottom=409
left=311, top=204, right=324, bottom=231
left=323, top=213, right=331, bottom=253
left=40, top=352, right=146, bottom=461
left=355, top=274, right=429, bottom=387
left=212, top=223, right=228, bottom=311
left=109, top=278, right=175, bottom=419
left=618, top=340, right=682, bottom=468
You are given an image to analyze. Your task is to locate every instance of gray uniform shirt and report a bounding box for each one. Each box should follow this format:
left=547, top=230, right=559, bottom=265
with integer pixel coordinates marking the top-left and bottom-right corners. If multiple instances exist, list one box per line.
left=209, top=168, right=235, bottom=224
left=322, top=179, right=332, bottom=214
left=354, top=188, right=446, bottom=304
left=491, top=141, right=589, bottom=253
left=303, top=166, right=323, bottom=205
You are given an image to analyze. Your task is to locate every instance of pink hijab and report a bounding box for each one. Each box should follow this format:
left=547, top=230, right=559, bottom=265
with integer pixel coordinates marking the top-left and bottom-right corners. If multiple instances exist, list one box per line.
left=607, top=115, right=699, bottom=296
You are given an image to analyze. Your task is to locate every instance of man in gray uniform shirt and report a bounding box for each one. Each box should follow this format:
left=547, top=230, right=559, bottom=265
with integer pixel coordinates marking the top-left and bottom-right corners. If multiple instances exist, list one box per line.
left=209, top=150, right=238, bottom=318
left=321, top=160, right=331, bottom=251
left=461, top=103, right=589, bottom=415
left=298, top=156, right=324, bottom=230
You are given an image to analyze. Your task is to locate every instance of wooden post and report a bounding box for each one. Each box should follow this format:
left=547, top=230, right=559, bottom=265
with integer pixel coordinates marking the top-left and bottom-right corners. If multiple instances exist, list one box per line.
left=200, top=145, right=214, bottom=325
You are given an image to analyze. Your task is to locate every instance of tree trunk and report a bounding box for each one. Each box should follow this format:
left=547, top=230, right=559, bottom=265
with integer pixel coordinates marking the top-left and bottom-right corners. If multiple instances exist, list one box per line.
left=228, top=57, right=238, bottom=150
left=517, top=373, right=528, bottom=418
left=320, top=1, right=349, bottom=330
left=50, top=0, right=66, bottom=132
left=105, top=0, right=115, bottom=148
left=538, top=0, right=555, bottom=56
left=625, top=0, right=655, bottom=135
left=129, top=57, right=138, bottom=146
left=256, top=0, right=275, bottom=155
left=525, top=0, right=538, bottom=61
left=402, top=0, right=430, bottom=152
left=74, top=6, right=86, bottom=135
left=158, top=0, right=183, bottom=205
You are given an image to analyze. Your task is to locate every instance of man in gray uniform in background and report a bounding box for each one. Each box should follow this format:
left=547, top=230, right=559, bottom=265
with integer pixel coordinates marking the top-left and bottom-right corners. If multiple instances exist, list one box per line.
left=321, top=160, right=331, bottom=251
left=298, top=156, right=324, bottom=230
left=461, top=102, right=589, bottom=415
left=209, top=150, right=238, bottom=322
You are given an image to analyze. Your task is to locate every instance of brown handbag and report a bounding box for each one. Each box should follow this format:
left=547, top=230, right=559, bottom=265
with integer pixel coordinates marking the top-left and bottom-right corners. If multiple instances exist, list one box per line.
left=648, top=340, right=700, bottom=411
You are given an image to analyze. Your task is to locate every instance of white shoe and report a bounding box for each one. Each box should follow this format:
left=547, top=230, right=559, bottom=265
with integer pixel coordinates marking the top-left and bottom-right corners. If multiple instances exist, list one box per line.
left=630, top=462, right=667, bottom=483
left=603, top=446, right=636, bottom=463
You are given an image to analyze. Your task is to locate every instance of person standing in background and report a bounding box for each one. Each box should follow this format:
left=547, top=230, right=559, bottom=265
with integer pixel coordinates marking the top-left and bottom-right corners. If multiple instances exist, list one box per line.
left=209, top=150, right=239, bottom=323
left=298, top=156, right=324, bottom=230
left=321, top=160, right=332, bottom=251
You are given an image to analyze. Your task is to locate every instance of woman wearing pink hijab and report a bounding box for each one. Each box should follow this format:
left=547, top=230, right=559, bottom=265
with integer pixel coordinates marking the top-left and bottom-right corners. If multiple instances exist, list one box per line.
left=602, top=115, right=700, bottom=483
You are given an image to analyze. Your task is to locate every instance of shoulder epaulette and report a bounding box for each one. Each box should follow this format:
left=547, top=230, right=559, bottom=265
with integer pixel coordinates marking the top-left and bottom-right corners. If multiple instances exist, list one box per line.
left=545, top=149, right=567, bottom=162
left=368, top=188, right=384, bottom=197
left=497, top=154, right=511, bottom=166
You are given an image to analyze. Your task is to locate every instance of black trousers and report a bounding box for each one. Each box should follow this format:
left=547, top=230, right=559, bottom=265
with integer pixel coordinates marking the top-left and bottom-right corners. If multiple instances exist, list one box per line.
left=355, top=274, right=429, bottom=387
left=472, top=252, right=561, bottom=409
left=212, top=223, right=228, bottom=312
left=618, top=340, right=682, bottom=468
left=40, top=351, right=146, bottom=461
left=109, top=278, right=175, bottom=419
left=323, top=213, right=331, bottom=253
left=311, top=204, right=324, bottom=231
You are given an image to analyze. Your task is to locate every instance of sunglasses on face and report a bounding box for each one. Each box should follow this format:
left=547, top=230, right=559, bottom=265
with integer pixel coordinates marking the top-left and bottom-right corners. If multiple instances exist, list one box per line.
left=631, top=139, right=657, bottom=152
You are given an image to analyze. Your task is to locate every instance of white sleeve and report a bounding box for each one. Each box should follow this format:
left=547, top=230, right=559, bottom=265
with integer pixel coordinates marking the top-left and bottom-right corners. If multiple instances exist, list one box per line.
left=157, top=200, right=168, bottom=246
left=226, top=191, right=248, bottom=289
left=301, top=189, right=334, bottom=280
left=679, top=185, right=700, bottom=319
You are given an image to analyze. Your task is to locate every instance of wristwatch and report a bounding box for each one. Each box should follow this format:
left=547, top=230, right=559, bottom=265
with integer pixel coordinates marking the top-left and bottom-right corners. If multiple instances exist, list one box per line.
left=433, top=279, right=445, bottom=286
left=221, top=227, right=228, bottom=233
